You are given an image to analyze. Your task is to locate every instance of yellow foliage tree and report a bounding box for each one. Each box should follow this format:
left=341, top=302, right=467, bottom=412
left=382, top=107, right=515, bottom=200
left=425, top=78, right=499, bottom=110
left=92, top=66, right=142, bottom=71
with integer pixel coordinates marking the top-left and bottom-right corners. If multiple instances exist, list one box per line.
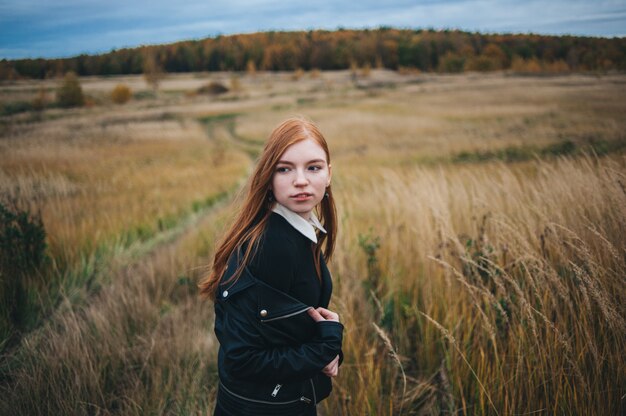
left=483, top=43, right=507, bottom=68
left=511, top=56, right=542, bottom=73
left=143, top=49, right=164, bottom=91
left=111, top=84, right=132, bottom=104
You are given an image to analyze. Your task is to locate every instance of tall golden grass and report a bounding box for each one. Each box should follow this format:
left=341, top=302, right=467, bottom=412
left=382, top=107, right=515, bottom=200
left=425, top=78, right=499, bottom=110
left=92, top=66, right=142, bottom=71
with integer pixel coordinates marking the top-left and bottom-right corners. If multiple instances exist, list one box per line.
left=0, top=115, right=248, bottom=270
left=327, top=156, right=625, bottom=414
left=1, top=71, right=625, bottom=414
left=3, top=155, right=622, bottom=414
left=0, top=202, right=231, bottom=415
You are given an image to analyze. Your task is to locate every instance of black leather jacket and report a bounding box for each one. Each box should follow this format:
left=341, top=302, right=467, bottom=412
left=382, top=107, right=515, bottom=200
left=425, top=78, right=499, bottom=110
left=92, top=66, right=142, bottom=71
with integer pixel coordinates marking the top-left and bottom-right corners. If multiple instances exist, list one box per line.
left=213, top=251, right=344, bottom=411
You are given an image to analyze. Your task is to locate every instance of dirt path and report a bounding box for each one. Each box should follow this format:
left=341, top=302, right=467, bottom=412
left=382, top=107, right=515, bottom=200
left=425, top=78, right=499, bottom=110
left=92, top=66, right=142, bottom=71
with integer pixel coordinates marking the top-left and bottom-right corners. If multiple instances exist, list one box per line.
left=0, top=112, right=259, bottom=415
left=106, top=111, right=260, bottom=277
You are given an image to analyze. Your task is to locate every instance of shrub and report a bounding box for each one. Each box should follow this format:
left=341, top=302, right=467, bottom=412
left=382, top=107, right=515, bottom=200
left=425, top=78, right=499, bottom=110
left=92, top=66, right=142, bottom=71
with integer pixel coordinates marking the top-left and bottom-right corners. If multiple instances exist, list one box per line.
left=0, top=101, right=33, bottom=116
left=291, top=68, right=304, bottom=81
left=0, top=200, right=47, bottom=281
left=360, top=63, right=371, bottom=78
left=57, top=72, right=84, bottom=108
left=111, top=84, right=132, bottom=104
left=32, top=87, right=49, bottom=111
left=197, top=82, right=229, bottom=95
left=349, top=60, right=358, bottom=81
left=310, top=68, right=321, bottom=79
left=0, top=199, right=47, bottom=335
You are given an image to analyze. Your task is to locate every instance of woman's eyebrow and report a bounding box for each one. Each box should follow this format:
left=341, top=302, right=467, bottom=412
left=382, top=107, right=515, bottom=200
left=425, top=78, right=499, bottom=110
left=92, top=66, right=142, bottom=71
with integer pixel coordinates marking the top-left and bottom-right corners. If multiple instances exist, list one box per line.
left=277, top=159, right=327, bottom=165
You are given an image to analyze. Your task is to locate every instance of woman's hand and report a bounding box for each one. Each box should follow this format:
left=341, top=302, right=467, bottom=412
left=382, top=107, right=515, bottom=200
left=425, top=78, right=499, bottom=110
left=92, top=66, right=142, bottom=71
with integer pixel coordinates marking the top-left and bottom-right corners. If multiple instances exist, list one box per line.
left=307, top=307, right=339, bottom=322
left=322, top=354, right=340, bottom=377
left=308, top=307, right=341, bottom=377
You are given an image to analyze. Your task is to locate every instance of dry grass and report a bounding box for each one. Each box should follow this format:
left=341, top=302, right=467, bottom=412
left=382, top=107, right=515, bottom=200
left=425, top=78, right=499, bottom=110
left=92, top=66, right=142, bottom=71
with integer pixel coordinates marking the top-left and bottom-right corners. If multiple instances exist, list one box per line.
left=0, top=201, right=230, bottom=415
left=326, top=155, right=626, bottom=414
left=0, top=113, right=248, bottom=270
left=1, top=71, right=625, bottom=415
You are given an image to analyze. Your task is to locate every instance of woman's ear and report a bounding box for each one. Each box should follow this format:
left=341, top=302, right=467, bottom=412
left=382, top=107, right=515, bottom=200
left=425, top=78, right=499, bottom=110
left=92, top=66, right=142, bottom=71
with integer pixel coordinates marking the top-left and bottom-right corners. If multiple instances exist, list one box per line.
left=327, top=163, right=332, bottom=186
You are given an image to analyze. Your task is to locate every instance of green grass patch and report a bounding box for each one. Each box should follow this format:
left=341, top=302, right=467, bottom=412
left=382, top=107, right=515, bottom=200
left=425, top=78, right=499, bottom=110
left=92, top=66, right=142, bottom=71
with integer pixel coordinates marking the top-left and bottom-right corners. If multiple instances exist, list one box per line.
left=1, top=101, right=34, bottom=116
left=452, top=138, right=626, bottom=164
left=296, top=97, right=316, bottom=106
left=197, top=112, right=240, bottom=124
left=271, top=104, right=292, bottom=111
left=133, top=90, right=157, bottom=100
left=197, top=112, right=262, bottom=159
left=191, top=190, right=230, bottom=213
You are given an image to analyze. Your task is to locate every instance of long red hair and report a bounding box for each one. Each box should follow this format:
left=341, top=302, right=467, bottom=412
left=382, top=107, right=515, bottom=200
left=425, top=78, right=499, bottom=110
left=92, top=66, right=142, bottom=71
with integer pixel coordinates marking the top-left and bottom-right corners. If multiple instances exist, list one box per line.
left=198, top=117, right=337, bottom=300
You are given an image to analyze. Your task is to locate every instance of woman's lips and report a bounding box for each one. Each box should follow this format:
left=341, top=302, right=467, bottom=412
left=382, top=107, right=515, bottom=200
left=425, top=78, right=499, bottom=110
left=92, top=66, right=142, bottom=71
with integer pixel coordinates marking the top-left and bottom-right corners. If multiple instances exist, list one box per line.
left=291, top=193, right=313, bottom=201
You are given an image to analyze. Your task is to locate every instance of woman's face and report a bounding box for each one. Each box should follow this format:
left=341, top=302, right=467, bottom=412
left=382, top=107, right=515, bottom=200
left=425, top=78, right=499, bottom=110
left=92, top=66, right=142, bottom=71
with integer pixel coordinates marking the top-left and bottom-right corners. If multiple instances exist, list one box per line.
left=271, top=138, right=331, bottom=219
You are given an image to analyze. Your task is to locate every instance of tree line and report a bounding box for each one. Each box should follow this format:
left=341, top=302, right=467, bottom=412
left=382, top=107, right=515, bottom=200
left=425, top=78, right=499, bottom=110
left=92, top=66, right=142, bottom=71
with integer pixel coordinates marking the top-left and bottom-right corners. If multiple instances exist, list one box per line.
left=1, top=28, right=625, bottom=80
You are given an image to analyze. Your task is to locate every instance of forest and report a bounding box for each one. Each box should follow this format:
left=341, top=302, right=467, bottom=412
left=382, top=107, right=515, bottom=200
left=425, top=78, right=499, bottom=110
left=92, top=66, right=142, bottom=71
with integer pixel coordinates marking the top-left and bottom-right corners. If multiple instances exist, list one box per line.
left=2, top=28, right=625, bottom=80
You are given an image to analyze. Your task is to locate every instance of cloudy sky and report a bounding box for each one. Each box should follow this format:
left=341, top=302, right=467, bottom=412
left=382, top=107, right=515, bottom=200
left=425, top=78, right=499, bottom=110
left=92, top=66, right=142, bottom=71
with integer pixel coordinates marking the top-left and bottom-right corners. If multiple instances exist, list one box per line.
left=1, top=0, right=625, bottom=60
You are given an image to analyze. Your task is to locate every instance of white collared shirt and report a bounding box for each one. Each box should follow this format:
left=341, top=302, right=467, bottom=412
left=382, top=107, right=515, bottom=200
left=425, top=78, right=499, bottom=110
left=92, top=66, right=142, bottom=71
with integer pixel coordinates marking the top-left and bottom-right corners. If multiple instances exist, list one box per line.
left=272, top=203, right=327, bottom=243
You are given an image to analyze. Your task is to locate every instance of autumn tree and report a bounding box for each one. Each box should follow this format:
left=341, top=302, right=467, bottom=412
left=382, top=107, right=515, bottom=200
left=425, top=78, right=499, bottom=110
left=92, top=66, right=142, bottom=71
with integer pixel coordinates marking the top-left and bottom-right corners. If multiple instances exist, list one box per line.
left=143, top=48, right=164, bottom=91
left=438, top=52, right=465, bottom=73
left=56, top=72, right=84, bottom=108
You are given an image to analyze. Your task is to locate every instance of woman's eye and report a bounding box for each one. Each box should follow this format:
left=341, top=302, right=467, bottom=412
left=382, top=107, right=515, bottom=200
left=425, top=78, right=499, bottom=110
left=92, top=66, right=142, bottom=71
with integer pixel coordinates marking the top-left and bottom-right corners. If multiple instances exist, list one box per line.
left=276, top=167, right=290, bottom=173
left=308, top=165, right=322, bottom=171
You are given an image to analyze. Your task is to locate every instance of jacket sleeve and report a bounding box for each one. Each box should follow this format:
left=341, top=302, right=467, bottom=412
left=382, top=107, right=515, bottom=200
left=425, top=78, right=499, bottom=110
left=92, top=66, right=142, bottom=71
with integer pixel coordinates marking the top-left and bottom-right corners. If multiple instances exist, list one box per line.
left=215, top=306, right=343, bottom=383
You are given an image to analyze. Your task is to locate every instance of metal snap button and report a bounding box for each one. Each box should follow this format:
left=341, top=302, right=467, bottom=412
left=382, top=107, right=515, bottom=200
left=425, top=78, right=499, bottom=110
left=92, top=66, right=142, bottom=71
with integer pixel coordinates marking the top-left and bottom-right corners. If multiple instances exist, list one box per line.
left=222, top=290, right=228, bottom=298
left=260, top=309, right=268, bottom=317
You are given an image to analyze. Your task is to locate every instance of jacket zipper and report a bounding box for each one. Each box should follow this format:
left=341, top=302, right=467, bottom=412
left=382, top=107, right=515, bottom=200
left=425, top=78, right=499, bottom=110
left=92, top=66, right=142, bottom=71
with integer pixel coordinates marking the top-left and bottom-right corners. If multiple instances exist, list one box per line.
left=260, top=306, right=311, bottom=323
left=271, top=384, right=282, bottom=397
left=220, top=382, right=312, bottom=405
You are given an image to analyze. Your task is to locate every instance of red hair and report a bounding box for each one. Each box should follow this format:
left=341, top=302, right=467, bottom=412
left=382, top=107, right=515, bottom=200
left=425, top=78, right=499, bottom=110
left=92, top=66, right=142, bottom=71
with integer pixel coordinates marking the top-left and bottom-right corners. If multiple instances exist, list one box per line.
left=198, top=117, right=337, bottom=300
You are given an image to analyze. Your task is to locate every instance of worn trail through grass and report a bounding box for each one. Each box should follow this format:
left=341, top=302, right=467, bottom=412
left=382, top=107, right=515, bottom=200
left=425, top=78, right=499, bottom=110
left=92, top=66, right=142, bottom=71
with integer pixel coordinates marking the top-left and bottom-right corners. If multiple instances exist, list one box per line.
left=0, top=113, right=259, bottom=415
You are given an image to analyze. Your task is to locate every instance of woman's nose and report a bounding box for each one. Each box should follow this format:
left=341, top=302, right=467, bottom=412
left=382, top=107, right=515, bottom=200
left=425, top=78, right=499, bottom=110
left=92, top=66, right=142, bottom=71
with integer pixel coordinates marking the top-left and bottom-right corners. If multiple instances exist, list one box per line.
left=294, top=169, right=308, bottom=185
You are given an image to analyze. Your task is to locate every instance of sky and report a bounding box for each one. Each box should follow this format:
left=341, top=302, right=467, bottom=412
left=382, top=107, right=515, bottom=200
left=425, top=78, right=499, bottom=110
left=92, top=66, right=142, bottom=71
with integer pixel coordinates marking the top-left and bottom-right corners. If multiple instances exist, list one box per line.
left=1, top=0, right=625, bottom=60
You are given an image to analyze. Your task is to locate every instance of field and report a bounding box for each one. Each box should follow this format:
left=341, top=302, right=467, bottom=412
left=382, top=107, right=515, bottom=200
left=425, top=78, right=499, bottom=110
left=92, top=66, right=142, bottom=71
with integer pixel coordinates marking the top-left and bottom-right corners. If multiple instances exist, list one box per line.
left=1, top=69, right=625, bottom=415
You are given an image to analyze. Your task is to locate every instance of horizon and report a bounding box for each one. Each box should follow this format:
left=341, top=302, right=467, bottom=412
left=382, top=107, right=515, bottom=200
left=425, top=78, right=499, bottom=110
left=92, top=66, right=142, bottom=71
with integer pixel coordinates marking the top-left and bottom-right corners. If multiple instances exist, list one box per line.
left=2, top=0, right=625, bottom=60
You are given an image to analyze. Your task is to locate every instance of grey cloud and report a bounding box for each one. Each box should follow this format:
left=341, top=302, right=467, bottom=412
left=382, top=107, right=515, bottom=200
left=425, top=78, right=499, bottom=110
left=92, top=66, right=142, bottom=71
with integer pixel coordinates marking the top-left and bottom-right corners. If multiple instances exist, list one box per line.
left=2, top=0, right=625, bottom=59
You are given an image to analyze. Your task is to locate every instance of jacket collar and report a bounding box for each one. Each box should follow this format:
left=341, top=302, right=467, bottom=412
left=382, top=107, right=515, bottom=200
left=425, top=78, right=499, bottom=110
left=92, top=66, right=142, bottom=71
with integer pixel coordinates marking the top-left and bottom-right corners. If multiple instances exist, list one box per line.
left=271, top=203, right=326, bottom=243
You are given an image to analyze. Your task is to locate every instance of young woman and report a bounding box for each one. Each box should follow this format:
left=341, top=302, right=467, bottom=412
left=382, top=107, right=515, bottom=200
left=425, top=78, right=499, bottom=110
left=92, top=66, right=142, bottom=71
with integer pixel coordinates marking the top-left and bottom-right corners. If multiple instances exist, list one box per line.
left=199, top=117, right=344, bottom=415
